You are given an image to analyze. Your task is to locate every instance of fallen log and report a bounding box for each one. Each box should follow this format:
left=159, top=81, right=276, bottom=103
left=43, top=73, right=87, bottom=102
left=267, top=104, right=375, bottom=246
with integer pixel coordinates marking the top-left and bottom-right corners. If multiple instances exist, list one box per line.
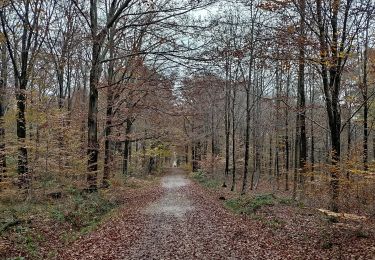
left=317, top=208, right=367, bottom=221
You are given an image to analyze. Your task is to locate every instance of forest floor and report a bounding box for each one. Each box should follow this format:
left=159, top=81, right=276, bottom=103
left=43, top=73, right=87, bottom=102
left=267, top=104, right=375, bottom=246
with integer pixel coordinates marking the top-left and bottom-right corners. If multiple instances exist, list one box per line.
left=0, top=174, right=160, bottom=259
left=59, top=168, right=375, bottom=260
left=2, top=168, right=375, bottom=259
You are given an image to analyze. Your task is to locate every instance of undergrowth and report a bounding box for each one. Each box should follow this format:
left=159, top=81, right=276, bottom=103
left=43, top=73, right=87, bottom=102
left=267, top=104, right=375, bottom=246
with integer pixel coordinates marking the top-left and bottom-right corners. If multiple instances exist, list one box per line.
left=224, top=194, right=278, bottom=214
left=192, top=173, right=293, bottom=230
left=191, top=171, right=221, bottom=189
left=224, top=194, right=291, bottom=230
left=0, top=187, right=118, bottom=259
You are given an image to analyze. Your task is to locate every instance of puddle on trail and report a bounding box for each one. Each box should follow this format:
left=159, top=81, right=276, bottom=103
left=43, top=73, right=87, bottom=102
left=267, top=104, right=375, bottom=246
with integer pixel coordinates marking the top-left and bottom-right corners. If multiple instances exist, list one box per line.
left=145, top=174, right=194, bottom=218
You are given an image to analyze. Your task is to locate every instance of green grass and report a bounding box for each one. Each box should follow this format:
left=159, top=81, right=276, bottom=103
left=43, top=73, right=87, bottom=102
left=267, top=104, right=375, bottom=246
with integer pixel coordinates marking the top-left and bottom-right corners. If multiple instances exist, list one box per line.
left=224, top=194, right=289, bottom=230
left=225, top=194, right=276, bottom=214
left=191, top=170, right=206, bottom=182
left=24, top=234, right=37, bottom=257
left=191, top=171, right=221, bottom=189
left=278, top=197, right=294, bottom=205
left=50, top=208, right=65, bottom=222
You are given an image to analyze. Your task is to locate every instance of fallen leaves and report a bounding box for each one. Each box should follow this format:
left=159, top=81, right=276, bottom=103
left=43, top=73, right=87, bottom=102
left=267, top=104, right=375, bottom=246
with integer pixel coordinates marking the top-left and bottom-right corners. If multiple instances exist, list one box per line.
left=42, top=168, right=375, bottom=259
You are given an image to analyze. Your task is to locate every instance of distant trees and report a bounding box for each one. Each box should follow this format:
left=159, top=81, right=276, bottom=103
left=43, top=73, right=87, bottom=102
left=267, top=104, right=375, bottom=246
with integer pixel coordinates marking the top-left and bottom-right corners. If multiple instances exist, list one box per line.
left=181, top=0, right=375, bottom=213
left=0, top=0, right=374, bottom=214
left=0, top=0, right=212, bottom=194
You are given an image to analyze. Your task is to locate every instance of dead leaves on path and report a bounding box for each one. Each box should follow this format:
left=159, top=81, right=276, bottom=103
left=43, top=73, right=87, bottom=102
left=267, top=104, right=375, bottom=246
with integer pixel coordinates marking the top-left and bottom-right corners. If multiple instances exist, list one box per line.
left=61, top=175, right=375, bottom=259
left=59, top=185, right=164, bottom=260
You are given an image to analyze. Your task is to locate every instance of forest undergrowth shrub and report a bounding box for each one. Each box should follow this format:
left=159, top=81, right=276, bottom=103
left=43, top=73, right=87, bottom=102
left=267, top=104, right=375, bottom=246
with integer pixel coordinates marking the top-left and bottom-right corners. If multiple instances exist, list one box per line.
left=0, top=184, right=118, bottom=256
left=225, top=194, right=277, bottom=214
left=191, top=170, right=221, bottom=189
left=302, top=163, right=375, bottom=215
left=181, top=163, right=192, bottom=172
left=60, top=190, right=117, bottom=229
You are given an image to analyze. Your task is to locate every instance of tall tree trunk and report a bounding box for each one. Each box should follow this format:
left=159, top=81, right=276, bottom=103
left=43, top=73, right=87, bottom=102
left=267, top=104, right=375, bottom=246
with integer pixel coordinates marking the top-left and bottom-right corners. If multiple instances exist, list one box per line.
left=86, top=0, right=132, bottom=191
left=275, top=65, right=281, bottom=191
left=1, top=5, right=31, bottom=187
left=17, top=77, right=29, bottom=186
left=362, top=12, right=370, bottom=171
left=0, top=43, right=7, bottom=180
left=316, top=0, right=351, bottom=212
left=102, top=26, right=116, bottom=187
left=102, top=83, right=114, bottom=186
left=123, top=119, right=132, bottom=175
left=87, top=43, right=101, bottom=190
left=310, top=79, right=315, bottom=181
left=295, top=0, right=307, bottom=198
left=223, top=56, right=230, bottom=187
left=268, top=135, right=273, bottom=184
left=230, top=84, right=236, bottom=191
left=242, top=57, right=253, bottom=194
left=87, top=0, right=101, bottom=191
left=285, top=70, right=290, bottom=191
left=17, top=20, right=30, bottom=188
left=211, top=105, right=215, bottom=174
left=251, top=71, right=261, bottom=190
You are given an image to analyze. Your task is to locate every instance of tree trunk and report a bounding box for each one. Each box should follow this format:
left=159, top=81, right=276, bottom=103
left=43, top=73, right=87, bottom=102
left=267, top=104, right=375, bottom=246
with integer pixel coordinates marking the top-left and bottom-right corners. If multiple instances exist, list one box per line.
left=0, top=43, right=7, bottom=180
left=268, top=135, right=272, bottom=184
left=86, top=0, right=101, bottom=191
left=123, top=119, right=132, bottom=175
left=310, top=79, right=315, bottom=181
left=1, top=5, right=31, bottom=188
left=230, top=84, right=236, bottom=191
left=285, top=69, right=291, bottom=191
left=275, top=65, right=281, bottom=191
left=87, top=37, right=101, bottom=191
left=242, top=58, right=253, bottom=194
left=296, top=0, right=307, bottom=197
left=223, top=56, right=230, bottom=187
left=102, top=26, right=116, bottom=187
left=86, top=0, right=132, bottom=191
left=362, top=13, right=369, bottom=171
left=211, top=105, right=215, bottom=174
left=316, top=0, right=351, bottom=212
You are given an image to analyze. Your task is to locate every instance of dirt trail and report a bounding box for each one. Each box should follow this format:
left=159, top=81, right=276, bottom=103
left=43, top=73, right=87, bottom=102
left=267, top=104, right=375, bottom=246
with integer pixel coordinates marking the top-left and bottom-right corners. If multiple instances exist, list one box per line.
left=63, top=168, right=274, bottom=259
left=64, top=168, right=372, bottom=259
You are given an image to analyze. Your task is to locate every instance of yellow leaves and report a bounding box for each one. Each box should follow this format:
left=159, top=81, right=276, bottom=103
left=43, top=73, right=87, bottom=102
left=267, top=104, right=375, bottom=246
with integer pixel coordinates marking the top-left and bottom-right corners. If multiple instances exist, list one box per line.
left=319, top=49, right=327, bottom=58
left=338, top=51, right=347, bottom=59
left=347, top=168, right=373, bottom=176
left=145, top=144, right=172, bottom=158
left=0, top=33, right=5, bottom=44
left=3, top=106, right=16, bottom=131
left=344, top=95, right=356, bottom=102
left=286, top=25, right=296, bottom=34
left=332, top=0, right=340, bottom=14
left=0, top=0, right=11, bottom=9
left=26, top=107, right=48, bottom=126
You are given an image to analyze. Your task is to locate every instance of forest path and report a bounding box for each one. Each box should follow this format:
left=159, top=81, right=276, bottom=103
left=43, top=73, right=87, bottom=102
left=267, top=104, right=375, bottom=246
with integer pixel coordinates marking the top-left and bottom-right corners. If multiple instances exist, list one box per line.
left=62, top=168, right=284, bottom=260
